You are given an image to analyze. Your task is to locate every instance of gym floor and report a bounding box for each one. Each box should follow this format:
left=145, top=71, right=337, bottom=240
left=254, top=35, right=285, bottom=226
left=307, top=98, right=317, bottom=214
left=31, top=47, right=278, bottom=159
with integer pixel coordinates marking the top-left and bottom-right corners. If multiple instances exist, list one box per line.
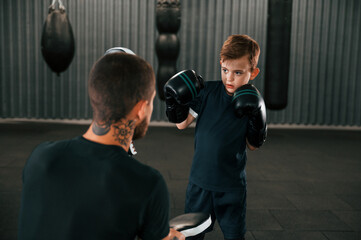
left=0, top=122, right=360, bottom=240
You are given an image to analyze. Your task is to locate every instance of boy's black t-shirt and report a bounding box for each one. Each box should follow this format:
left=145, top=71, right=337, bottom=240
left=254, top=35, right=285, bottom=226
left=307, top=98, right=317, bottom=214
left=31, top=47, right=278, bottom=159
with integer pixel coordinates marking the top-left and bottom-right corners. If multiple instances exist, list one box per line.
left=18, top=136, right=170, bottom=240
left=189, top=81, right=248, bottom=192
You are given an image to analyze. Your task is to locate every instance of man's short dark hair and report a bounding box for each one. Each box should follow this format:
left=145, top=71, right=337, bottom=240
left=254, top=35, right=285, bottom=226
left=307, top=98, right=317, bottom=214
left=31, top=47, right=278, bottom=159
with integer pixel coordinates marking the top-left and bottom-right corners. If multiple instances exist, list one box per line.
left=88, top=53, right=155, bottom=123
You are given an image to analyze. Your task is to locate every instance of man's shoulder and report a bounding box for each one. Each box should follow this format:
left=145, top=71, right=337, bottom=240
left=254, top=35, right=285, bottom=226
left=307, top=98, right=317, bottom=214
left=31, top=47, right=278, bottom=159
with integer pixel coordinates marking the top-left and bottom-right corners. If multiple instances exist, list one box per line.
left=31, top=137, right=84, bottom=157
left=131, top=159, right=165, bottom=183
left=31, top=138, right=74, bottom=155
left=23, top=138, right=80, bottom=179
left=118, top=158, right=168, bottom=201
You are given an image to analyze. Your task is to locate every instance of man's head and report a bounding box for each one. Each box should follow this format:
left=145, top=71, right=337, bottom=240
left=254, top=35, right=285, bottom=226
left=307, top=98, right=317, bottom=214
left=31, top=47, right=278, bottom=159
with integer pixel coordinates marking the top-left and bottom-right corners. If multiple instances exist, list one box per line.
left=220, top=35, right=260, bottom=95
left=88, top=52, right=155, bottom=139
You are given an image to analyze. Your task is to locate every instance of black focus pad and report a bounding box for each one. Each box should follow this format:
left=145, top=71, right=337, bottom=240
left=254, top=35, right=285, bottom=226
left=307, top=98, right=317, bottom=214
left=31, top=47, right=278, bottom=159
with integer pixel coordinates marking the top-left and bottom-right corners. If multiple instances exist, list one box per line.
left=41, top=6, right=75, bottom=75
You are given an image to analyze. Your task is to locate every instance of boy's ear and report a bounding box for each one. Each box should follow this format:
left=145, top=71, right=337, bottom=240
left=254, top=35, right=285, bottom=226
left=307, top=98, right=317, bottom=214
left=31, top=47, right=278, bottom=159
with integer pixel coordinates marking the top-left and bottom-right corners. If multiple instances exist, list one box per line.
left=250, top=67, right=260, bottom=80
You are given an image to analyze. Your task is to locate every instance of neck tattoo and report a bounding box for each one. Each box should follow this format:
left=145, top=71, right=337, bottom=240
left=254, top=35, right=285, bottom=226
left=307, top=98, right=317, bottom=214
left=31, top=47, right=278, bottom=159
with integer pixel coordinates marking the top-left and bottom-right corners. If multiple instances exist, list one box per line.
left=92, top=121, right=111, bottom=136
left=112, top=120, right=135, bottom=148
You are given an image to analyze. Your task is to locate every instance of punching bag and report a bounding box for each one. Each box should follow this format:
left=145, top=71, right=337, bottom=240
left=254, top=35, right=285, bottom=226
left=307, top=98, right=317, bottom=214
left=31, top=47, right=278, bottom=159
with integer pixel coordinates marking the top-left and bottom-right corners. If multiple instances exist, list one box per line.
left=41, top=0, right=75, bottom=76
left=155, top=0, right=181, bottom=100
left=264, top=0, right=293, bottom=110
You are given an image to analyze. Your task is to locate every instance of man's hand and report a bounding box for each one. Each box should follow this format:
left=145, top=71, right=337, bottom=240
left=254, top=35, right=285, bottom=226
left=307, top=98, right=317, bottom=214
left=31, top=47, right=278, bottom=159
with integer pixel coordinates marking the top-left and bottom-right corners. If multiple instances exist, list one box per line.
left=165, top=228, right=185, bottom=240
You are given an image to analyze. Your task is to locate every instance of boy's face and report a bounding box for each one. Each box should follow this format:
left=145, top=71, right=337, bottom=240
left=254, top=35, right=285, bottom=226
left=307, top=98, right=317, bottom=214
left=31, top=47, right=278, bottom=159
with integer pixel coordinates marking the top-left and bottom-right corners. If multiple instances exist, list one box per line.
left=220, top=55, right=259, bottom=96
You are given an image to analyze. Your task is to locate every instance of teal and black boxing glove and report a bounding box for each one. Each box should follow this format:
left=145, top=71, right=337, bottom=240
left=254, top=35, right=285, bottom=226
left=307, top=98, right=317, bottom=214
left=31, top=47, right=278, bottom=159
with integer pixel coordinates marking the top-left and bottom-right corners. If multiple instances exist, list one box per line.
left=233, top=84, right=267, bottom=148
left=164, top=70, right=204, bottom=123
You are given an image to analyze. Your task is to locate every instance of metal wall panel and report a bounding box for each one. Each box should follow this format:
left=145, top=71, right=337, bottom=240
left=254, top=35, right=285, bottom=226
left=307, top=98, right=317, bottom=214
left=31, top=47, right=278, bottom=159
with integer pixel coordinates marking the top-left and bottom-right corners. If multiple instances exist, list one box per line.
left=0, top=0, right=158, bottom=120
left=0, top=0, right=360, bottom=126
left=272, top=0, right=361, bottom=125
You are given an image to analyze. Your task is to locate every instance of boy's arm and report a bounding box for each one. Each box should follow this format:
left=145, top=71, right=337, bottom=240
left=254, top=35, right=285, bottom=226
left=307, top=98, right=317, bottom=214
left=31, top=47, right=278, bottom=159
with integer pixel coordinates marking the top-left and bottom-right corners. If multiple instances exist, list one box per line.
left=176, top=113, right=195, bottom=130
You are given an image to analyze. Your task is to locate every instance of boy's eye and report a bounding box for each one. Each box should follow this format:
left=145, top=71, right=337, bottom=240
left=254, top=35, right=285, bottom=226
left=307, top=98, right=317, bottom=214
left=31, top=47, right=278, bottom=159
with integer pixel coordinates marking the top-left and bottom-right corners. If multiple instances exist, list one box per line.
left=222, top=68, right=228, bottom=73
left=235, top=71, right=244, bottom=75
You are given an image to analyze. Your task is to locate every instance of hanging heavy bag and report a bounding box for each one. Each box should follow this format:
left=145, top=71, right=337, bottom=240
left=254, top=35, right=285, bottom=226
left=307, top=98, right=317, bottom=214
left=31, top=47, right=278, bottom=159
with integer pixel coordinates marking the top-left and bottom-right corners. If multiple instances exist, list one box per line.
left=41, top=0, right=75, bottom=76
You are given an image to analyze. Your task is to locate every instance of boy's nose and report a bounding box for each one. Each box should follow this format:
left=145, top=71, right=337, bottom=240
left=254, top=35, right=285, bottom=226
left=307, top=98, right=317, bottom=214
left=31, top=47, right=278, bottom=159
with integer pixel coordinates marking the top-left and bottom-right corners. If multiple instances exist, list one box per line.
left=227, top=74, right=234, bottom=82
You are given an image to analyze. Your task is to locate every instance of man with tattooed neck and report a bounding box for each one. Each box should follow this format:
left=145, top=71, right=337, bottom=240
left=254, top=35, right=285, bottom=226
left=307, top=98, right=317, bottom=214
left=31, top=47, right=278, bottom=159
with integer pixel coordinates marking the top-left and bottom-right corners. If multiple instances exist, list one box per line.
left=18, top=51, right=184, bottom=240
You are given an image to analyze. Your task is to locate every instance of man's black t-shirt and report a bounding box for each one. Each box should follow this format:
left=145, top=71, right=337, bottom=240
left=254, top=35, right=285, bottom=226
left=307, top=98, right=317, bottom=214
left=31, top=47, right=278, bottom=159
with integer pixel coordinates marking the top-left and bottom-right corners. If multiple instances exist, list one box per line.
left=18, top=136, right=170, bottom=240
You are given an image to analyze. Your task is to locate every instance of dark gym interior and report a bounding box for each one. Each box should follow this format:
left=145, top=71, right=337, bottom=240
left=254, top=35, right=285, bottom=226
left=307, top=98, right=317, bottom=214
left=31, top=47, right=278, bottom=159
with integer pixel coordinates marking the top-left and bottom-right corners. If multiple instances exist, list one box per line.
left=1, top=0, right=360, bottom=239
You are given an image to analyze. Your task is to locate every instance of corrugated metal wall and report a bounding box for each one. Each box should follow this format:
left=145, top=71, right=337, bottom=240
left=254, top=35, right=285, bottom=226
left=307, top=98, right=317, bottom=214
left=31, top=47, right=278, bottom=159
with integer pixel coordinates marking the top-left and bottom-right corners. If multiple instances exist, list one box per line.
left=274, top=0, right=361, bottom=126
left=0, top=0, right=158, bottom=120
left=0, top=0, right=360, bottom=126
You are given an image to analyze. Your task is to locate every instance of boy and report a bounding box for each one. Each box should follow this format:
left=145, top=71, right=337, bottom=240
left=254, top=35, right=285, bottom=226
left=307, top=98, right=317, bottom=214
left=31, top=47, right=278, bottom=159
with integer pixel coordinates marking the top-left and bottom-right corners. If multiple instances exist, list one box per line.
left=164, top=35, right=267, bottom=240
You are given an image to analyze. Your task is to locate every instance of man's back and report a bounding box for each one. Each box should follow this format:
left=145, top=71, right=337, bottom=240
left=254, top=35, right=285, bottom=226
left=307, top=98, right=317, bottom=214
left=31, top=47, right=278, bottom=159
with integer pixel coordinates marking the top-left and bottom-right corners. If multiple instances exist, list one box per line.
left=18, top=136, right=169, bottom=240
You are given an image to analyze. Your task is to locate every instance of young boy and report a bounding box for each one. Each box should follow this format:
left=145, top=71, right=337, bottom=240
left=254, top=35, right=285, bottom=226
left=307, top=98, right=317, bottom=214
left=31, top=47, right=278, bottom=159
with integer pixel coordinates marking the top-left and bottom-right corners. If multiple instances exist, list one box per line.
left=164, top=35, right=267, bottom=240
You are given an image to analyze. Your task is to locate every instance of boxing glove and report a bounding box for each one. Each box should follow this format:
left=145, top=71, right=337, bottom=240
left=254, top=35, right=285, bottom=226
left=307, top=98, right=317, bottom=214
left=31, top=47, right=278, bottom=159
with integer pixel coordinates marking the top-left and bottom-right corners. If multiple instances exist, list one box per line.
left=233, top=84, right=267, bottom=148
left=164, top=70, right=204, bottom=123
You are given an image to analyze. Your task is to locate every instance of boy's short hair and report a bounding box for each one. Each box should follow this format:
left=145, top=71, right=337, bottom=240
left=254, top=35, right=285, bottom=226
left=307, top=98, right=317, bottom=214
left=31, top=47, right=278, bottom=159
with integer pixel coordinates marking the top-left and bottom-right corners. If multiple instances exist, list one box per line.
left=88, top=52, right=155, bottom=124
left=220, top=34, right=260, bottom=71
